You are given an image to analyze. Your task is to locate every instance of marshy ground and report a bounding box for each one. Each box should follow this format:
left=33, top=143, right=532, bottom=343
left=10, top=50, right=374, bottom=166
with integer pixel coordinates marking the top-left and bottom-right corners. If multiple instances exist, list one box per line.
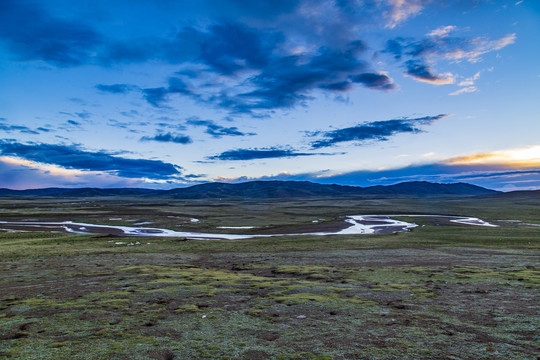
left=0, top=195, right=538, bottom=359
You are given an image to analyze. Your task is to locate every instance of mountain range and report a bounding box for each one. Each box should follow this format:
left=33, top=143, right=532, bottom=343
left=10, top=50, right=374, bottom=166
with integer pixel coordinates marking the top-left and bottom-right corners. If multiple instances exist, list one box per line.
left=0, top=181, right=499, bottom=198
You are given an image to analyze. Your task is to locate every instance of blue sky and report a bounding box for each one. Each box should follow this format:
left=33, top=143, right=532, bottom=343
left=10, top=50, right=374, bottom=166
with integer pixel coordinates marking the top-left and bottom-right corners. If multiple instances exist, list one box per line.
left=1, top=0, right=539, bottom=191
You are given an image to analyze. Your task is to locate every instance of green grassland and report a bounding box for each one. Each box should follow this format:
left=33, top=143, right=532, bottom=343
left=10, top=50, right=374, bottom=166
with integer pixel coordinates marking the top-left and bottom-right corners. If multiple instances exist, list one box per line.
left=0, top=195, right=538, bottom=359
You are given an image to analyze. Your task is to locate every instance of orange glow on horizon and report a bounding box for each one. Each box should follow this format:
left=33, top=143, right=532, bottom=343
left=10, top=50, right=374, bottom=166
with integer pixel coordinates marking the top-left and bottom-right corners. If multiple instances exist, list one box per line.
left=447, top=145, right=540, bottom=167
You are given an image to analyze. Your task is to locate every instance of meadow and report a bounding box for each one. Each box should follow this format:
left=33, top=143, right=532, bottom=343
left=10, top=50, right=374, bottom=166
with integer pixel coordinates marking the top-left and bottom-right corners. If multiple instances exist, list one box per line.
left=0, top=194, right=538, bottom=359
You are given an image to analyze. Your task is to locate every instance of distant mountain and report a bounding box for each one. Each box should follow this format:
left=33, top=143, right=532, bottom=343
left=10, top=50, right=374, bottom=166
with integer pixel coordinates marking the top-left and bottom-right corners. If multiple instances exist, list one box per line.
left=0, top=187, right=155, bottom=197
left=0, top=180, right=498, bottom=198
left=161, top=181, right=360, bottom=199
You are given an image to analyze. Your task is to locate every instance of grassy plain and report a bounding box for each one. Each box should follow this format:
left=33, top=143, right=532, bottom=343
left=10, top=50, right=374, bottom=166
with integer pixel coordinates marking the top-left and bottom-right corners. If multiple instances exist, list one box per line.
left=0, top=194, right=539, bottom=359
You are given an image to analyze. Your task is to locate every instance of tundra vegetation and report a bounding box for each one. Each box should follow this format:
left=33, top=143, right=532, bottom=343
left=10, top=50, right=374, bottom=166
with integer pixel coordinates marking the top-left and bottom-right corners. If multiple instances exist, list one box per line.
left=0, top=194, right=538, bottom=359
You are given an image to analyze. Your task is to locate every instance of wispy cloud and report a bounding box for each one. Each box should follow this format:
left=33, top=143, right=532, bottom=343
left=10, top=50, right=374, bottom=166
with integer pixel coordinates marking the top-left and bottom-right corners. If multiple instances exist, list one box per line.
left=0, top=121, right=44, bottom=135
left=458, top=72, right=481, bottom=87
left=449, top=86, right=477, bottom=96
left=186, top=118, right=255, bottom=138
left=427, top=25, right=456, bottom=38
left=383, top=0, right=427, bottom=29
left=310, top=114, right=449, bottom=148
left=207, top=147, right=333, bottom=161
left=386, top=30, right=515, bottom=86
left=0, top=140, right=183, bottom=179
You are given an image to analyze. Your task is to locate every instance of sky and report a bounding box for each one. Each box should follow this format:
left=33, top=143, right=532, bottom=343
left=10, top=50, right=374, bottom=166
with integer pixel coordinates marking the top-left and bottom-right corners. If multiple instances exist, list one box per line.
left=1, top=0, right=539, bottom=191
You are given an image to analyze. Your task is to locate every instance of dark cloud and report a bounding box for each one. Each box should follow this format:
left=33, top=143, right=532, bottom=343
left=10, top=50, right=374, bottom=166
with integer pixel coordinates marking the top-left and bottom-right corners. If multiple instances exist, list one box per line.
left=318, top=81, right=353, bottom=92
left=142, top=87, right=169, bottom=107
left=140, top=133, right=192, bottom=144
left=0, top=2, right=406, bottom=113
left=207, top=147, right=332, bottom=161
left=135, top=26, right=385, bottom=112
left=186, top=118, right=255, bottom=138
left=96, top=84, right=134, bottom=94
left=404, top=60, right=453, bottom=85
left=384, top=38, right=405, bottom=59
left=350, top=72, right=396, bottom=90
left=311, top=114, right=449, bottom=148
left=142, top=77, right=198, bottom=107
left=0, top=140, right=182, bottom=179
left=210, top=41, right=369, bottom=113
left=67, top=120, right=81, bottom=126
left=206, top=125, right=253, bottom=138
left=188, top=23, right=283, bottom=75
left=0, top=0, right=103, bottom=66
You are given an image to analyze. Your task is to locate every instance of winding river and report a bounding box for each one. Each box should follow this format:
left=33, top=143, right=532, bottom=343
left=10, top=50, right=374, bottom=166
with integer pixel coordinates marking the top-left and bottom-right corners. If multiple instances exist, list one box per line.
left=0, top=214, right=497, bottom=240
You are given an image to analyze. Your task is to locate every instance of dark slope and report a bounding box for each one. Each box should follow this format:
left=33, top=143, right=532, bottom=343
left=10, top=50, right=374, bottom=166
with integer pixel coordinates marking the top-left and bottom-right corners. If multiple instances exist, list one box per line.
left=357, top=181, right=498, bottom=196
left=161, top=181, right=360, bottom=199
left=0, top=180, right=499, bottom=198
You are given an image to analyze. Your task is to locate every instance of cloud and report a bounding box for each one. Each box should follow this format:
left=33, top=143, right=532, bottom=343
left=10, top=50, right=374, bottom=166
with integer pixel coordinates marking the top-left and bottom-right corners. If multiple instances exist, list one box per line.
left=207, top=147, right=332, bottom=161
left=0, top=1, right=103, bottom=66
left=0, top=140, right=182, bottom=180
left=401, top=33, right=517, bottom=63
left=140, top=133, right=192, bottom=144
left=310, top=114, right=448, bottom=148
left=382, top=0, right=427, bottom=29
left=318, top=81, right=354, bottom=92
left=141, top=36, right=386, bottom=113
left=404, top=60, right=455, bottom=84
left=186, top=118, right=255, bottom=138
left=67, top=120, right=81, bottom=126
left=142, top=77, right=198, bottom=107
left=427, top=25, right=456, bottom=38
left=449, top=86, right=477, bottom=96
left=185, top=22, right=283, bottom=76
left=0, top=121, right=46, bottom=135
left=211, top=41, right=371, bottom=113
left=350, top=72, right=396, bottom=90
left=386, top=31, right=515, bottom=85
left=96, top=84, right=134, bottom=94
left=458, top=71, right=481, bottom=87
left=1, top=1, right=468, bottom=116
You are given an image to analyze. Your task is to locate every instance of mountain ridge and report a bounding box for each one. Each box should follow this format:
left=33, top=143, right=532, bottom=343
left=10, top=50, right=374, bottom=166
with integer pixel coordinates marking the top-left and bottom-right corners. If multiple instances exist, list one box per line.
left=0, top=180, right=499, bottom=198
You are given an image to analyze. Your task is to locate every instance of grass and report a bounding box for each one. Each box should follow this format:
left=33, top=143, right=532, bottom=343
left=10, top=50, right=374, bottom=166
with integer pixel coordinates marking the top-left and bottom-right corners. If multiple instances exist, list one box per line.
left=0, top=195, right=539, bottom=359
